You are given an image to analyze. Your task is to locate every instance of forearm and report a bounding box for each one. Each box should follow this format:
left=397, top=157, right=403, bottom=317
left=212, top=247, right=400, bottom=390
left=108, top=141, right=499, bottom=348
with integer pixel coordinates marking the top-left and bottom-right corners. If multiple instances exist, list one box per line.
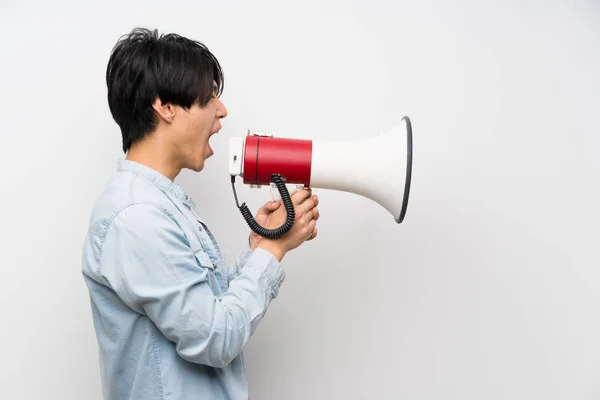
left=226, top=235, right=285, bottom=283
left=225, top=240, right=253, bottom=284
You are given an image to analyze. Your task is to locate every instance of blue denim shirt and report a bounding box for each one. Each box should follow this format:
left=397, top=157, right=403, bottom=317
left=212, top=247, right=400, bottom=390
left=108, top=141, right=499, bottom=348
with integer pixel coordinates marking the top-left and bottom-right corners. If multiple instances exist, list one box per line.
left=81, top=159, right=285, bottom=400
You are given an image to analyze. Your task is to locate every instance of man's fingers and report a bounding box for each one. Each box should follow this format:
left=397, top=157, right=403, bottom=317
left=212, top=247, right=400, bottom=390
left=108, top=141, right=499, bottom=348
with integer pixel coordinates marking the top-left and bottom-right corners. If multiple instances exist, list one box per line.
left=301, top=209, right=314, bottom=224
left=257, top=200, right=281, bottom=216
left=298, top=198, right=316, bottom=217
left=291, top=188, right=311, bottom=205
left=307, top=219, right=317, bottom=235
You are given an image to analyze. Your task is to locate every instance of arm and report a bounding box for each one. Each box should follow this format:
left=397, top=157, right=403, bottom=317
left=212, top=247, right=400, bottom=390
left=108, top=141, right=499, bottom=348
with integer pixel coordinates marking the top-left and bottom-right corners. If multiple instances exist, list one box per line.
left=224, top=241, right=253, bottom=285
left=224, top=200, right=282, bottom=284
left=100, top=203, right=285, bottom=368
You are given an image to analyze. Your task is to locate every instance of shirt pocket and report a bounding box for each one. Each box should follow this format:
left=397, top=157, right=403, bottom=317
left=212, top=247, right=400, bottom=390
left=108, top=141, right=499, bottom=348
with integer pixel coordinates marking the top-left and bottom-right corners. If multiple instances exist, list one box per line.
left=192, top=247, right=215, bottom=270
left=192, top=246, right=226, bottom=295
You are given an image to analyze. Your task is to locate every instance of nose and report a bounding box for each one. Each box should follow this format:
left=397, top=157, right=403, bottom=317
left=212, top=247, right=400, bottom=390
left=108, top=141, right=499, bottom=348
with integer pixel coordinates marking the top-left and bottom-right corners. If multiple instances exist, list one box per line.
left=216, top=97, right=228, bottom=119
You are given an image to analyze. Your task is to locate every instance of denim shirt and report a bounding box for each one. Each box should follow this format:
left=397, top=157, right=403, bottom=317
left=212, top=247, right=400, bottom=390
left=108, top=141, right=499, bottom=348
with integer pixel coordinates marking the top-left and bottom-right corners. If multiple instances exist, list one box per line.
left=81, top=159, right=285, bottom=400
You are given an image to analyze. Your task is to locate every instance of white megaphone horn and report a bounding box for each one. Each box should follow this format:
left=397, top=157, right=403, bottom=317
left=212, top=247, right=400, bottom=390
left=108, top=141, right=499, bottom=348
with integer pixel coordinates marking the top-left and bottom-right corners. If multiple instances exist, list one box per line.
left=228, top=116, right=413, bottom=239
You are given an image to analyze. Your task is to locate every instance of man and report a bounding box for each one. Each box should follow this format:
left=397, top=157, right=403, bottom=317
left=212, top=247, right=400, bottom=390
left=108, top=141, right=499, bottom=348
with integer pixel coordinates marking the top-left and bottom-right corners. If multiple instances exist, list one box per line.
left=81, top=27, right=319, bottom=400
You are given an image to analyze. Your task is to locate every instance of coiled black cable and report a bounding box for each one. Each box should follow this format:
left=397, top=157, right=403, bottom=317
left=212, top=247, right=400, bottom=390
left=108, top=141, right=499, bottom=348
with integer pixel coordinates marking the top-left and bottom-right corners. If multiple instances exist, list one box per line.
left=231, top=174, right=295, bottom=239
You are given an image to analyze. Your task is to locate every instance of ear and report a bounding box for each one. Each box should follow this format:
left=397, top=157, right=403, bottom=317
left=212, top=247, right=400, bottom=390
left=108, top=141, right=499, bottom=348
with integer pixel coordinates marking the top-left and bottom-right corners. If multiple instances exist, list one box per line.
left=151, top=97, right=176, bottom=124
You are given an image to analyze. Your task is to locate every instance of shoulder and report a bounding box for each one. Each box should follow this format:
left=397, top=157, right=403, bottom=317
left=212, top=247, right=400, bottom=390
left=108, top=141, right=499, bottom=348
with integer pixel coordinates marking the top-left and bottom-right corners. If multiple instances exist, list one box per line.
left=87, top=171, right=179, bottom=238
left=82, top=171, right=184, bottom=273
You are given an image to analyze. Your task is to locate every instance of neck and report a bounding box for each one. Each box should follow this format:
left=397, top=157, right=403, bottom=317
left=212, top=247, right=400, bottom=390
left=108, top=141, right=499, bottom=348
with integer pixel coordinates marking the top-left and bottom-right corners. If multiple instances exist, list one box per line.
left=125, top=135, right=181, bottom=181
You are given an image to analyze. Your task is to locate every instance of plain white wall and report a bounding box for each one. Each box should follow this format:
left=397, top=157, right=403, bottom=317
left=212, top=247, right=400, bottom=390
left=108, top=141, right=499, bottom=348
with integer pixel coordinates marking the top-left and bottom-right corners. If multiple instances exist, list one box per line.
left=1, top=0, right=599, bottom=399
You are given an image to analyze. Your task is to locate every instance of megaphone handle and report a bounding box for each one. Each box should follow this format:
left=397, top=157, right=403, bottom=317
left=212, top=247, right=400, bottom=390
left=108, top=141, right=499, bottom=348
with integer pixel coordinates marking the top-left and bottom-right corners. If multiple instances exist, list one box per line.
left=231, top=174, right=296, bottom=239
left=270, top=183, right=303, bottom=201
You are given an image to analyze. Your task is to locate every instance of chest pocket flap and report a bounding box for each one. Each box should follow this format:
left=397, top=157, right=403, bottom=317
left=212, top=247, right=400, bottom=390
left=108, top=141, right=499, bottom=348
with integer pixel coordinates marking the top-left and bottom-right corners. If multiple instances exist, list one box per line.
left=192, top=247, right=214, bottom=270
left=166, top=200, right=216, bottom=271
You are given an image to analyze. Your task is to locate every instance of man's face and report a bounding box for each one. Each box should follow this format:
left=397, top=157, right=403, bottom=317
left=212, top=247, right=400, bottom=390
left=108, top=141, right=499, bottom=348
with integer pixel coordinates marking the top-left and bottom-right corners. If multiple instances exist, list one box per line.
left=172, top=82, right=227, bottom=172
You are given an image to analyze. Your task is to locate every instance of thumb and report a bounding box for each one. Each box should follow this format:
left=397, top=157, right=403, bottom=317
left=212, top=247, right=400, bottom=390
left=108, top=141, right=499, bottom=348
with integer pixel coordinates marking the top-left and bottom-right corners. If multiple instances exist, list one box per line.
left=269, top=200, right=282, bottom=210
left=258, top=200, right=281, bottom=215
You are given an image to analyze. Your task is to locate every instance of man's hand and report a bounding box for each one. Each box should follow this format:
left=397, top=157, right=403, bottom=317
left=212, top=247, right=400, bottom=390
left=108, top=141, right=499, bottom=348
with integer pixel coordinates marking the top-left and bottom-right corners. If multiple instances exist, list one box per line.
left=248, top=200, right=282, bottom=250
left=248, top=189, right=320, bottom=251
left=256, top=189, right=319, bottom=261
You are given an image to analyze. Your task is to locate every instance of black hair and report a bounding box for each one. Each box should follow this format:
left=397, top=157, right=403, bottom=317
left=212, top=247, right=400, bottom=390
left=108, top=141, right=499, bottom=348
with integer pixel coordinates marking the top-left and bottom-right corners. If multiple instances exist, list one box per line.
left=105, top=27, right=224, bottom=152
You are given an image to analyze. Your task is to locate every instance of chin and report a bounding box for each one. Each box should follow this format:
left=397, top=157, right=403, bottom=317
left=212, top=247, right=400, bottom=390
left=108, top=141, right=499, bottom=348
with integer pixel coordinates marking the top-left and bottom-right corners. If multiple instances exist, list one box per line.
left=196, top=157, right=209, bottom=172
left=187, top=153, right=210, bottom=172
left=191, top=163, right=205, bottom=172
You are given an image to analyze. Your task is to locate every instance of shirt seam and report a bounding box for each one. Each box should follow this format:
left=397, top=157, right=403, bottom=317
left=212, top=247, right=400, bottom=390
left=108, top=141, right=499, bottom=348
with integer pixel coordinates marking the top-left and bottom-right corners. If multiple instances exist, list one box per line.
left=150, top=322, right=166, bottom=400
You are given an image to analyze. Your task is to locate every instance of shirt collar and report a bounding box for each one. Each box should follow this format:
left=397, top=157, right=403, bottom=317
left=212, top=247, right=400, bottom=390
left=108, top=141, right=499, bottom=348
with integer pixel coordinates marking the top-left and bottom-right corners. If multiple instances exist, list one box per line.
left=117, top=159, right=190, bottom=202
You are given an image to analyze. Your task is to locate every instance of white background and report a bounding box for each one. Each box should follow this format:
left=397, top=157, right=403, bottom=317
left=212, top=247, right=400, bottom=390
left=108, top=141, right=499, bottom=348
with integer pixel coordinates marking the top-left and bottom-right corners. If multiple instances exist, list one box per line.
left=1, top=0, right=599, bottom=399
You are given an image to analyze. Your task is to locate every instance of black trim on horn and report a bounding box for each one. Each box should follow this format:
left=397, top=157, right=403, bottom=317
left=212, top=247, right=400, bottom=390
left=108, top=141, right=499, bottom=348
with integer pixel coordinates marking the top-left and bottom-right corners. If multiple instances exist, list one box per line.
left=396, top=116, right=413, bottom=224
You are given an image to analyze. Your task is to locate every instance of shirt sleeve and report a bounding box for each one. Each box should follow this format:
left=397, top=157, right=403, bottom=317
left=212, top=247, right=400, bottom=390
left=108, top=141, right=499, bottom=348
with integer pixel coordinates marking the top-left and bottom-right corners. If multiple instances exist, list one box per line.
left=99, top=203, right=285, bottom=368
left=225, top=242, right=253, bottom=285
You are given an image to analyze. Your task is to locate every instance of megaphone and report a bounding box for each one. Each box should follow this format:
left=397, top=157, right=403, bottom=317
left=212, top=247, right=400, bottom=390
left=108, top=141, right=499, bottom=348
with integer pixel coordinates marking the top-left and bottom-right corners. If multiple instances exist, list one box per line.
left=228, top=116, right=413, bottom=239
